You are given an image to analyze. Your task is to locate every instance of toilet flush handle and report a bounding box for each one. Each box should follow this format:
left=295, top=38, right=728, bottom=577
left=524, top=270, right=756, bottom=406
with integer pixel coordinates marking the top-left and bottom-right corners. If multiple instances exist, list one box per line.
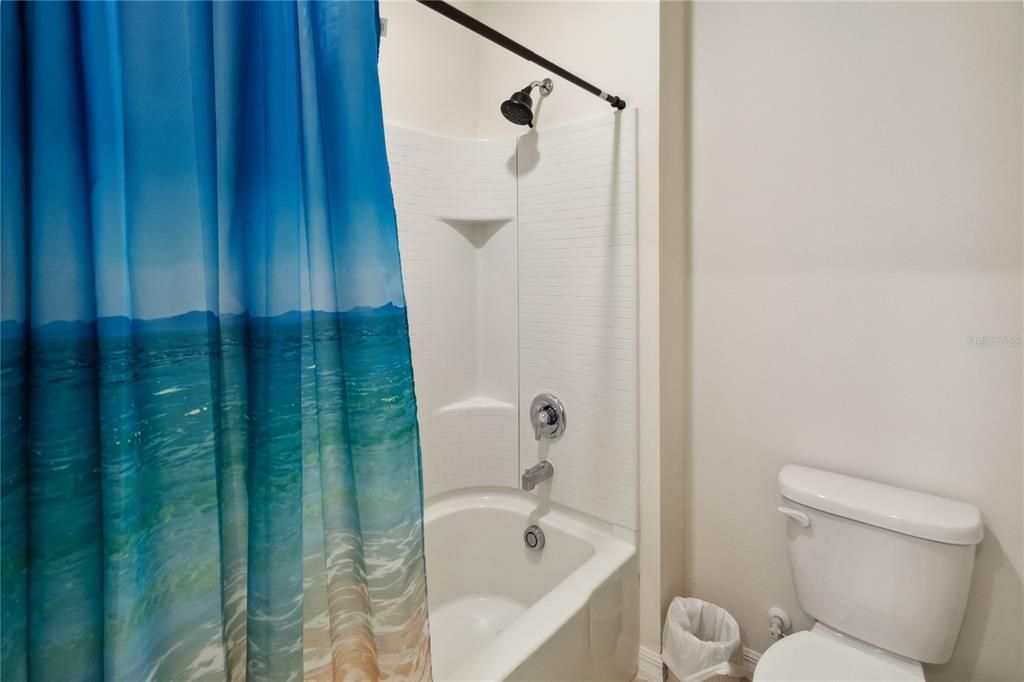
left=777, top=506, right=811, bottom=528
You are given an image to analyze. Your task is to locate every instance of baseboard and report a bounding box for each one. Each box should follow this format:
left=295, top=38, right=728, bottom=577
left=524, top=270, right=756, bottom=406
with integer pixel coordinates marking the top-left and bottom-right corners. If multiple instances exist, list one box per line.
left=636, top=645, right=664, bottom=682
left=635, top=644, right=758, bottom=681
left=740, top=647, right=761, bottom=678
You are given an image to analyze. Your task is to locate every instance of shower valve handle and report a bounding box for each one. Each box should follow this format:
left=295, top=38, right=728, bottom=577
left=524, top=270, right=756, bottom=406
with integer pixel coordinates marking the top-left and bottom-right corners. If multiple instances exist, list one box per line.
left=530, top=394, right=566, bottom=441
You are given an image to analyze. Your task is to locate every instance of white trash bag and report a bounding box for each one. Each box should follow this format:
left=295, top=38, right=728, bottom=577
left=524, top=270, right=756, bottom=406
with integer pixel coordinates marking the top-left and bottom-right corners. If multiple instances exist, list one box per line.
left=662, top=597, right=744, bottom=682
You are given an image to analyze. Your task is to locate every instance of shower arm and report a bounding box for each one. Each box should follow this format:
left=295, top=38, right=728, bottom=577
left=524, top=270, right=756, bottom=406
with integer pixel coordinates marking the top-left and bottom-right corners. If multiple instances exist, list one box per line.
left=414, top=0, right=627, bottom=111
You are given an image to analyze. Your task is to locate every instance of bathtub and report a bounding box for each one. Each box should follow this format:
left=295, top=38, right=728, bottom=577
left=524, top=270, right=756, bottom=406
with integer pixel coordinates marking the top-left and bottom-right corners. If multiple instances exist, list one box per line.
left=423, top=488, right=638, bottom=681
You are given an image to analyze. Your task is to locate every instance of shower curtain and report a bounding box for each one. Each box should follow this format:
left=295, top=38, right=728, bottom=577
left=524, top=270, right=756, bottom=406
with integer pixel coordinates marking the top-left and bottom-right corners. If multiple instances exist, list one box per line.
left=1, top=2, right=431, bottom=680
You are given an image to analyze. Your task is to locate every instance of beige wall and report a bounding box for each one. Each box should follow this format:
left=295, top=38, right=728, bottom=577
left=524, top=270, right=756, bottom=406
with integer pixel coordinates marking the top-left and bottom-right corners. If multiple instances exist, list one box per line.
left=378, top=0, right=479, bottom=138
left=684, top=3, right=1023, bottom=680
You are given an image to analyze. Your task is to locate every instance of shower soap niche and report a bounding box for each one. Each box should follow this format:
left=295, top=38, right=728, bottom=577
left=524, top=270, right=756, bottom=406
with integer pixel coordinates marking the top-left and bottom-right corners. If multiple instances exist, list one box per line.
left=430, top=216, right=517, bottom=415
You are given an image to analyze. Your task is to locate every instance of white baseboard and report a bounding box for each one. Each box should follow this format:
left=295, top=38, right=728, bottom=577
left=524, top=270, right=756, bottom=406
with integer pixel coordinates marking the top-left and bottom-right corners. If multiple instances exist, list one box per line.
left=637, top=645, right=664, bottom=682
left=740, top=647, right=761, bottom=678
left=630, top=643, right=761, bottom=675
left=636, top=644, right=759, bottom=681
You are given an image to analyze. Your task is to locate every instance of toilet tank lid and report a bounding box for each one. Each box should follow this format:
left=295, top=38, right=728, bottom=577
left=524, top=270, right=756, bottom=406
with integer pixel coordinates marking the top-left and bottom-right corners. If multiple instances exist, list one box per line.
left=778, top=465, right=983, bottom=545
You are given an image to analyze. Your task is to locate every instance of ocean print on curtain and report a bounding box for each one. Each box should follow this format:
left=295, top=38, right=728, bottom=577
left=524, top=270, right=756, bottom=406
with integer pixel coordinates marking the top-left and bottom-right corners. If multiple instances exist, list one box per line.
left=1, top=1, right=431, bottom=680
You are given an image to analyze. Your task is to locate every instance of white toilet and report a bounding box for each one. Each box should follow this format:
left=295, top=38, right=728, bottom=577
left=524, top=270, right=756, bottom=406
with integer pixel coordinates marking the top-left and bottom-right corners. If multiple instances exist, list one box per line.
left=754, top=465, right=983, bottom=681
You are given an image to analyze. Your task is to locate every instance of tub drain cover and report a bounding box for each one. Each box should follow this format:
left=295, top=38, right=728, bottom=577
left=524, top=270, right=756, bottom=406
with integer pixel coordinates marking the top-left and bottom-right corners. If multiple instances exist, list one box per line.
left=524, top=525, right=545, bottom=551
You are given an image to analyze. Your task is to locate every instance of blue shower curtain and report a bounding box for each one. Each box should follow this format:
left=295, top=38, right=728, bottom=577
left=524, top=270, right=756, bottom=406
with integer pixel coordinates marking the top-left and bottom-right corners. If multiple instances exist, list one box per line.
left=1, top=2, right=431, bottom=680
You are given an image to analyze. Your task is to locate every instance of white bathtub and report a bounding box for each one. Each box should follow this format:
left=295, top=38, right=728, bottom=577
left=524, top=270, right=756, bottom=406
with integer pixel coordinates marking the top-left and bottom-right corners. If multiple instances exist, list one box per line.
left=423, top=488, right=638, bottom=681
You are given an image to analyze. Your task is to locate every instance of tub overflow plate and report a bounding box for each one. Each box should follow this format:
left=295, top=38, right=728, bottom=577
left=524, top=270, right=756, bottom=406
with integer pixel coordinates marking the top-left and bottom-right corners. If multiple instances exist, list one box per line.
left=524, top=524, right=545, bottom=551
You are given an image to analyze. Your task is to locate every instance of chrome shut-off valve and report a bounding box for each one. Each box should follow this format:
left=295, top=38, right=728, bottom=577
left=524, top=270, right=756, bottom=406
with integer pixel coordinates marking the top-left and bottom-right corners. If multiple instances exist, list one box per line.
left=529, top=393, right=566, bottom=441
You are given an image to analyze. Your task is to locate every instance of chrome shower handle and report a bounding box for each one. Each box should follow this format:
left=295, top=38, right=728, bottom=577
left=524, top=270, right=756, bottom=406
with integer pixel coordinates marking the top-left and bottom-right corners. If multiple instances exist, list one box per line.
left=534, top=405, right=556, bottom=439
left=529, top=393, right=566, bottom=441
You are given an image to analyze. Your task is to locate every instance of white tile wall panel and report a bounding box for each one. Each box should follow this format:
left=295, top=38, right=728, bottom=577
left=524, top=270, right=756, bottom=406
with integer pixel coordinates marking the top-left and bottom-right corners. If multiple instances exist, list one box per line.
left=431, top=404, right=518, bottom=491
left=517, top=110, right=638, bottom=530
left=386, top=113, right=638, bottom=526
left=385, top=126, right=519, bottom=499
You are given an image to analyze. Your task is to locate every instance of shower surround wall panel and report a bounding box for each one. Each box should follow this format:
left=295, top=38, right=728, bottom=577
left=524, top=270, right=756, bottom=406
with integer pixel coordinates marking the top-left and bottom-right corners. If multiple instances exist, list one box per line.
left=386, top=126, right=518, bottom=498
left=387, top=112, right=638, bottom=530
left=518, top=111, right=639, bottom=530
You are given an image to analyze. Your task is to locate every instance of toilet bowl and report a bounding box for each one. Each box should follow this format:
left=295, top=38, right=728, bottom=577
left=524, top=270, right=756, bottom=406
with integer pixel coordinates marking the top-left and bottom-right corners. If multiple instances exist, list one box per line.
left=755, top=465, right=983, bottom=681
left=753, top=623, right=923, bottom=681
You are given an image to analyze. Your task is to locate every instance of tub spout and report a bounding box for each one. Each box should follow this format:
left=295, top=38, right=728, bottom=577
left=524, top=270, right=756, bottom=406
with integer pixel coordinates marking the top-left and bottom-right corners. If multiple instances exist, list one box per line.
left=521, top=461, right=554, bottom=491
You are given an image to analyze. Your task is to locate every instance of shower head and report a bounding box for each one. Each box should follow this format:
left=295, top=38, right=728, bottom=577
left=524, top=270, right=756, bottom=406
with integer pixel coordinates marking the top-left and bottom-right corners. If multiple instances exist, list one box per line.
left=501, top=88, right=535, bottom=127
left=500, top=78, right=553, bottom=128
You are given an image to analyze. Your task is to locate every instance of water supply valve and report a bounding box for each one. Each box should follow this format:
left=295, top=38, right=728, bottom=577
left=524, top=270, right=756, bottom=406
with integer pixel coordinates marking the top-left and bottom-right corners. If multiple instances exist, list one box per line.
left=768, top=607, right=791, bottom=640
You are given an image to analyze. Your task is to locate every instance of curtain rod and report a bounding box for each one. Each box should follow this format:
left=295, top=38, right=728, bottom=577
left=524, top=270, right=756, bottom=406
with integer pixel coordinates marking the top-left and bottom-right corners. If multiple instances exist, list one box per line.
left=415, top=0, right=626, bottom=111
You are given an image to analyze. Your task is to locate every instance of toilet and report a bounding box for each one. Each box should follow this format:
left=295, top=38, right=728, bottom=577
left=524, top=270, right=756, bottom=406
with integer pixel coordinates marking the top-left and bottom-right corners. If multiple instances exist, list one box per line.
left=754, top=465, right=983, bottom=681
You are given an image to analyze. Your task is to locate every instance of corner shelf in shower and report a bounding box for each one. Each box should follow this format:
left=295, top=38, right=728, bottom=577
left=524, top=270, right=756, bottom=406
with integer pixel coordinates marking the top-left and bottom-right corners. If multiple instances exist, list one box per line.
left=424, top=214, right=517, bottom=422
left=435, top=396, right=515, bottom=415
left=439, top=216, right=513, bottom=249
left=439, top=215, right=513, bottom=224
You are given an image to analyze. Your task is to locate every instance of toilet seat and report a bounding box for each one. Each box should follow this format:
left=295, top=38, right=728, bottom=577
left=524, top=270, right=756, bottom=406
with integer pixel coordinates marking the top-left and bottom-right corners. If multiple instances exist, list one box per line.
left=753, top=624, right=925, bottom=681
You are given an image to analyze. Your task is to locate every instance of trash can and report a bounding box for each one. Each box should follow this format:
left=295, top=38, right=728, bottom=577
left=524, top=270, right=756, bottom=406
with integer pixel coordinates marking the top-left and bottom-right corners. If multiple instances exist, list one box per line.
left=662, top=597, right=744, bottom=682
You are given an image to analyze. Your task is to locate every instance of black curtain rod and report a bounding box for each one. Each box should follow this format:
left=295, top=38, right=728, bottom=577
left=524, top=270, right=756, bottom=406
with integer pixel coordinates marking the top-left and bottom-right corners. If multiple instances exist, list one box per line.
left=415, top=0, right=626, bottom=110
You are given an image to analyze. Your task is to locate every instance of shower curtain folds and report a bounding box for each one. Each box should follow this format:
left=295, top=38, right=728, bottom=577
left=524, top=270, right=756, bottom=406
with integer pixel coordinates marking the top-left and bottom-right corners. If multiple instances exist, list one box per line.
left=1, top=1, right=431, bottom=680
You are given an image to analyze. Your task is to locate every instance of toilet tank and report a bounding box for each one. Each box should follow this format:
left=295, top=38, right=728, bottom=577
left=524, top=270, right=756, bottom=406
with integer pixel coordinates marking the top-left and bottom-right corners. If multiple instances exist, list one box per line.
left=778, top=465, right=983, bottom=665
